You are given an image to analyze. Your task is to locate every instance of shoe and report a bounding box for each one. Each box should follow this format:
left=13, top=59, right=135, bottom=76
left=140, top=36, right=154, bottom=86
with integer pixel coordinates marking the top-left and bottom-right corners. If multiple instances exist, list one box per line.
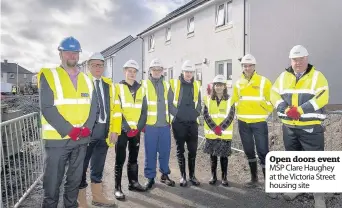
left=91, top=183, right=116, bottom=207
left=209, top=155, right=217, bottom=185
left=220, top=157, right=229, bottom=187
left=145, top=178, right=155, bottom=189
left=114, top=165, right=125, bottom=200
left=127, top=163, right=147, bottom=192
left=160, top=174, right=175, bottom=187
left=77, top=188, right=88, bottom=208
left=188, top=157, right=200, bottom=186
left=245, top=161, right=259, bottom=188
left=178, top=156, right=187, bottom=187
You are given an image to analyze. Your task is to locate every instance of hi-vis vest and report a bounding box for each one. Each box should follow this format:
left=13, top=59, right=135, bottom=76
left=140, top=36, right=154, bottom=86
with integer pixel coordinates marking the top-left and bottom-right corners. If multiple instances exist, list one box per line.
left=271, top=66, right=329, bottom=127
left=117, top=83, right=145, bottom=129
left=169, top=79, right=201, bottom=123
left=38, top=67, right=93, bottom=140
left=142, top=79, right=170, bottom=125
left=231, top=72, right=273, bottom=123
left=87, top=74, right=122, bottom=147
left=203, top=96, right=234, bottom=140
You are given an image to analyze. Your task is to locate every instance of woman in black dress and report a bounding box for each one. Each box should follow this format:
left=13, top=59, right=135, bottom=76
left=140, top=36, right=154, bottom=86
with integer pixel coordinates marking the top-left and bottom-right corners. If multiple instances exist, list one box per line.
left=203, top=75, right=236, bottom=186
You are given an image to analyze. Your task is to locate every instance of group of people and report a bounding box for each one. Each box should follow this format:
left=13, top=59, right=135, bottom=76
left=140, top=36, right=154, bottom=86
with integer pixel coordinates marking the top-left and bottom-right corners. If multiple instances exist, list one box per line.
left=38, top=36, right=329, bottom=208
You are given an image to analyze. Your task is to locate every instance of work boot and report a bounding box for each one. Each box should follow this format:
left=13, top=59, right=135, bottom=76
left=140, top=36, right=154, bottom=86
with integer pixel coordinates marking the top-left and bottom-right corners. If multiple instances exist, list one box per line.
left=178, top=156, right=188, bottom=187
left=188, top=157, right=200, bottom=186
left=91, top=183, right=115, bottom=207
left=160, top=174, right=176, bottom=187
left=127, top=163, right=147, bottom=192
left=145, top=178, right=155, bottom=189
left=220, top=157, right=229, bottom=187
left=245, top=161, right=259, bottom=188
left=77, top=188, right=88, bottom=208
left=209, top=155, right=217, bottom=185
left=114, top=165, right=125, bottom=200
left=314, top=193, right=326, bottom=208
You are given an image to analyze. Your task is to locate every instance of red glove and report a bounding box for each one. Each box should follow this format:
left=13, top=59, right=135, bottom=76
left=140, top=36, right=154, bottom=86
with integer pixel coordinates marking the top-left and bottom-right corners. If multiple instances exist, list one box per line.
left=214, top=126, right=222, bottom=136
left=286, top=106, right=301, bottom=120
left=80, top=127, right=91, bottom=137
left=127, top=129, right=139, bottom=138
left=68, top=127, right=82, bottom=141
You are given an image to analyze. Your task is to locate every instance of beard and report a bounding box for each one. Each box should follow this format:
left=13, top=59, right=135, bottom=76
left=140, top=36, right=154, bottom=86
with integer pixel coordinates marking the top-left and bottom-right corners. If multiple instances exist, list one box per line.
left=66, top=60, right=77, bottom=67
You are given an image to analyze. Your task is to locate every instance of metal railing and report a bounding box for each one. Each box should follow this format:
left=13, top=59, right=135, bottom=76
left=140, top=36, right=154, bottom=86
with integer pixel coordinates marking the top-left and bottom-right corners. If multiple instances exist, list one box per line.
left=198, top=110, right=342, bottom=152
left=1, top=112, right=44, bottom=208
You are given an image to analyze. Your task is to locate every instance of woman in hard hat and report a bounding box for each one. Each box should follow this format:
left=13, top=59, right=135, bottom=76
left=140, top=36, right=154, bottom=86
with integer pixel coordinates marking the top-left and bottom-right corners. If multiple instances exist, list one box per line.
left=202, top=75, right=235, bottom=186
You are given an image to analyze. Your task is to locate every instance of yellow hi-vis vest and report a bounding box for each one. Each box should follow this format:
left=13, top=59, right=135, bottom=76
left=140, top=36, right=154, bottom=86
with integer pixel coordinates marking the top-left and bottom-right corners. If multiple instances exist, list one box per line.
left=203, top=96, right=234, bottom=140
left=117, top=83, right=145, bottom=129
left=142, top=79, right=170, bottom=125
left=271, top=66, right=329, bottom=127
left=169, top=79, right=201, bottom=124
left=38, top=67, right=93, bottom=140
left=87, top=73, right=122, bottom=147
left=231, top=72, right=273, bottom=123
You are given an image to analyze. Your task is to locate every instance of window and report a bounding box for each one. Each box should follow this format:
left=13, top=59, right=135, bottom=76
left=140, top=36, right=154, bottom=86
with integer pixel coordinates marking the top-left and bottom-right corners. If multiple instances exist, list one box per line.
left=215, top=60, right=232, bottom=80
left=148, top=35, right=155, bottom=50
left=9, top=73, right=15, bottom=79
left=165, top=27, right=171, bottom=42
left=168, top=67, right=173, bottom=79
left=215, top=1, right=233, bottom=27
left=195, top=64, right=202, bottom=82
left=188, top=17, right=195, bottom=33
left=24, top=74, right=27, bottom=79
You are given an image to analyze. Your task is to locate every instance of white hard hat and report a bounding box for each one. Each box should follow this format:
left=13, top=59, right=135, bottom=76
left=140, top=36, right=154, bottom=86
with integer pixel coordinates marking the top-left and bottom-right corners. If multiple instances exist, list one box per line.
left=181, top=60, right=195, bottom=72
left=149, top=58, right=163, bottom=68
left=212, top=75, right=226, bottom=84
left=289, top=45, right=309, bottom=58
left=123, top=59, right=139, bottom=71
left=241, top=54, right=256, bottom=65
left=88, top=52, right=104, bottom=61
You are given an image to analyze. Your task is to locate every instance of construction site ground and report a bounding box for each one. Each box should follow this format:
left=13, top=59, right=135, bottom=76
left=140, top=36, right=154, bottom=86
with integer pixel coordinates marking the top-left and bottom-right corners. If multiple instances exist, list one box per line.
left=2, top=96, right=341, bottom=208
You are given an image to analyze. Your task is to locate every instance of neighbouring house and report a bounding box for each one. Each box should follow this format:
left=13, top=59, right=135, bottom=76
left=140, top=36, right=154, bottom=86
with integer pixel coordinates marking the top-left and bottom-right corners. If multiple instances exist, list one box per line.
left=1, top=60, right=34, bottom=85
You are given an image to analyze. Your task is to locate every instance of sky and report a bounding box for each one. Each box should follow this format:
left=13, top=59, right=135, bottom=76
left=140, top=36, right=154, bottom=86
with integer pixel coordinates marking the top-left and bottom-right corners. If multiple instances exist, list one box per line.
left=1, top=0, right=191, bottom=73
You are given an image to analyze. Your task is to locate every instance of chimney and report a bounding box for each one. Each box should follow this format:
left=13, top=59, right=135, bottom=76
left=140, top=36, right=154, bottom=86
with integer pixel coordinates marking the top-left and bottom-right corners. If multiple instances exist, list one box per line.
left=4, top=59, right=8, bottom=64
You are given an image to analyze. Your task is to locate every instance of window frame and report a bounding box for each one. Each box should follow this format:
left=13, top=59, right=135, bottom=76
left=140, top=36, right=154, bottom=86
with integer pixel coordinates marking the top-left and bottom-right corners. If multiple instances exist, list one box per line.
left=187, top=16, right=195, bottom=34
left=148, top=34, right=155, bottom=50
left=215, top=1, right=233, bottom=28
left=165, top=27, right=171, bottom=42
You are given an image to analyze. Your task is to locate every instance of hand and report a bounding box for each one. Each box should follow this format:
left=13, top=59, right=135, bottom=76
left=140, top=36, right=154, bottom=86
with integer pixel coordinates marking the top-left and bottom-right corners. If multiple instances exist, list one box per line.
left=286, top=106, right=301, bottom=120
left=68, top=127, right=82, bottom=141
left=127, top=129, right=139, bottom=138
left=214, top=126, right=222, bottom=136
left=80, top=127, right=91, bottom=137
left=109, top=132, right=118, bottom=144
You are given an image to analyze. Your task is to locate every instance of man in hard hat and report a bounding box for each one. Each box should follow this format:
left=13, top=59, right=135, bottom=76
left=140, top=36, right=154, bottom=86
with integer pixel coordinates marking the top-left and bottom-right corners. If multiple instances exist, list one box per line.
left=141, top=58, right=175, bottom=189
left=231, top=54, right=274, bottom=188
left=38, top=37, right=98, bottom=208
left=78, top=52, right=121, bottom=207
left=113, top=59, right=147, bottom=200
left=271, top=45, right=329, bottom=208
left=168, top=60, right=202, bottom=187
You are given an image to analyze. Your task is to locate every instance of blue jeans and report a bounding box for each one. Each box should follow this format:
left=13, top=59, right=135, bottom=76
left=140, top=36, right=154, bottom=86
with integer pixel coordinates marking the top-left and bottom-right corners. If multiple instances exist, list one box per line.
left=238, top=120, right=269, bottom=167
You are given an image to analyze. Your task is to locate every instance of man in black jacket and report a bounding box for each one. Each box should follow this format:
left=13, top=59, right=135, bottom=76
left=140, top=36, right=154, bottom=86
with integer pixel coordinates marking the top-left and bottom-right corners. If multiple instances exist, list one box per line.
left=168, top=60, right=202, bottom=187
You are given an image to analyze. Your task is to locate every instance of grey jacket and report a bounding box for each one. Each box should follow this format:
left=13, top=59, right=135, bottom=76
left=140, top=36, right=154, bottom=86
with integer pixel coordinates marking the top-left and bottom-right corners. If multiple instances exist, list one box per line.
left=168, top=74, right=202, bottom=123
left=140, top=74, right=169, bottom=127
left=39, top=73, right=98, bottom=147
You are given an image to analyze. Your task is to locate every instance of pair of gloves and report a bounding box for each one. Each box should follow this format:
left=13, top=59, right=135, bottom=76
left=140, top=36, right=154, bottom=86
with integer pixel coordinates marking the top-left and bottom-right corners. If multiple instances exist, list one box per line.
left=68, top=127, right=91, bottom=141
left=285, top=106, right=303, bottom=120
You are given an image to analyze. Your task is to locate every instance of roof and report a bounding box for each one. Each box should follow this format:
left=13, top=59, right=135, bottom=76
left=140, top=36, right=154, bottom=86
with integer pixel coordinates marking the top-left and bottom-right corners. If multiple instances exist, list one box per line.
left=1, top=61, right=33, bottom=74
left=137, top=0, right=210, bottom=36
left=101, top=35, right=136, bottom=57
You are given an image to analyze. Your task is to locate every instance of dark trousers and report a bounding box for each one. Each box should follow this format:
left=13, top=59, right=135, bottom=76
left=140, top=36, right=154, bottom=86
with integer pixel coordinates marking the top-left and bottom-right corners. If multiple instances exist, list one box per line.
left=115, top=131, right=141, bottom=182
left=42, top=144, right=87, bottom=208
left=238, top=120, right=269, bottom=168
left=80, top=123, right=108, bottom=189
left=282, top=124, right=324, bottom=151
left=144, top=125, right=171, bottom=179
left=172, top=120, right=198, bottom=177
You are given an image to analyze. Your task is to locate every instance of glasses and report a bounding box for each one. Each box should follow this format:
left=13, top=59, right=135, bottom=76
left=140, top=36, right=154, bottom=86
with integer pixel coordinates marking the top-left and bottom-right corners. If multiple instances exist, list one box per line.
left=91, top=64, right=104, bottom=68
